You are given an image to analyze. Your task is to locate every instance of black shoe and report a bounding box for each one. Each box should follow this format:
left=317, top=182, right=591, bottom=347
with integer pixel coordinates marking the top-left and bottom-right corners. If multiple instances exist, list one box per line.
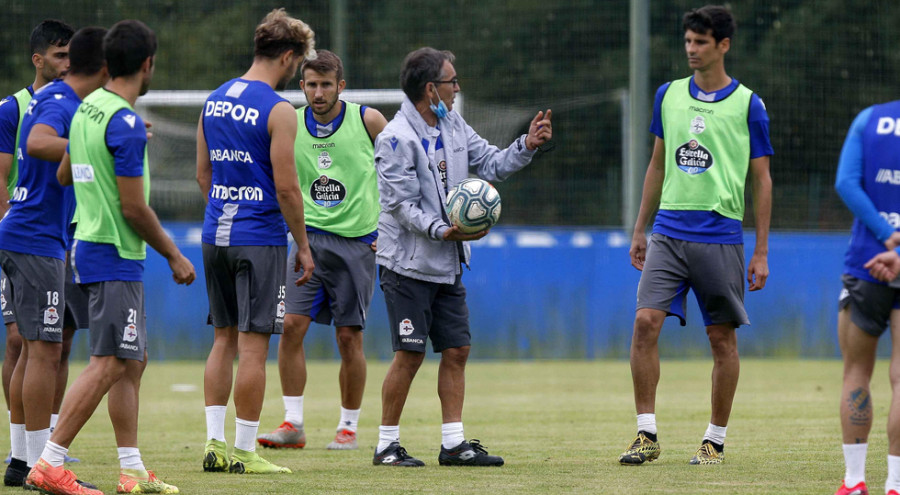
left=4, top=458, right=28, bottom=487
left=438, top=439, right=504, bottom=466
left=373, top=442, right=425, bottom=467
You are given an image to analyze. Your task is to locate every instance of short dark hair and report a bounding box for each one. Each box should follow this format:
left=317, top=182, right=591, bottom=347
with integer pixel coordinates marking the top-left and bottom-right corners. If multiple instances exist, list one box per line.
left=301, top=49, right=343, bottom=82
left=104, top=20, right=157, bottom=79
left=683, top=5, right=735, bottom=43
left=30, top=19, right=74, bottom=55
left=400, top=47, right=455, bottom=103
left=67, top=27, right=107, bottom=76
left=254, top=8, right=315, bottom=60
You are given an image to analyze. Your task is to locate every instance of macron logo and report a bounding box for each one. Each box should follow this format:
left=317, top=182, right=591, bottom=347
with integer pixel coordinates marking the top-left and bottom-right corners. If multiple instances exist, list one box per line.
left=123, top=114, right=137, bottom=129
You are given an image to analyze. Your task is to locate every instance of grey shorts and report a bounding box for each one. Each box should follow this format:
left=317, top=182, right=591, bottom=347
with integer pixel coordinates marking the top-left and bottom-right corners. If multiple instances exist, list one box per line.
left=839, top=274, right=900, bottom=337
left=203, top=243, right=286, bottom=334
left=85, top=281, right=146, bottom=361
left=64, top=257, right=89, bottom=330
left=285, top=234, right=376, bottom=329
left=0, top=250, right=65, bottom=342
left=379, top=266, right=470, bottom=353
left=636, top=233, right=749, bottom=327
left=1, top=268, right=14, bottom=325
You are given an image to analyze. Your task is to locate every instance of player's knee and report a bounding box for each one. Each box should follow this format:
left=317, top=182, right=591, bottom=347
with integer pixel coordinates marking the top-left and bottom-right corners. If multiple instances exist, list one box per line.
left=441, top=346, right=470, bottom=366
left=91, top=357, right=128, bottom=384
left=633, top=311, right=662, bottom=342
left=6, top=332, right=22, bottom=355
left=335, top=328, right=362, bottom=354
left=393, top=350, right=425, bottom=374
left=707, top=330, right=738, bottom=358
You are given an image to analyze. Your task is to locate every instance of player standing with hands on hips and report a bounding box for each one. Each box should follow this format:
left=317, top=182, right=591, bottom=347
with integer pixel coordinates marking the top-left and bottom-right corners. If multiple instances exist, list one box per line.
left=372, top=47, right=551, bottom=467
left=620, top=4, right=772, bottom=466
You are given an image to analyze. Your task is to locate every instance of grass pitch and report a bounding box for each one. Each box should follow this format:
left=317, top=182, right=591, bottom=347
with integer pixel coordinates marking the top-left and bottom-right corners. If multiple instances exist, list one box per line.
left=43, top=359, right=868, bottom=494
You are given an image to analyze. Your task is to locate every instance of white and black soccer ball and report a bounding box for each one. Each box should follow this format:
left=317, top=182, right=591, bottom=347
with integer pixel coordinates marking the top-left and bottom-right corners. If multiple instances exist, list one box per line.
left=445, top=178, right=501, bottom=234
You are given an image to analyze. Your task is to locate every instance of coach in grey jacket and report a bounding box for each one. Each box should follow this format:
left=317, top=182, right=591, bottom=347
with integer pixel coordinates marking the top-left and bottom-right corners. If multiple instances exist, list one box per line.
left=371, top=47, right=552, bottom=468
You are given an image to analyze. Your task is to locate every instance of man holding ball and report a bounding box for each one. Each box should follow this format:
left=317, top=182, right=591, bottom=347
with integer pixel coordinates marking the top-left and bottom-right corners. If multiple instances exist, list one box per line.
left=372, top=46, right=551, bottom=467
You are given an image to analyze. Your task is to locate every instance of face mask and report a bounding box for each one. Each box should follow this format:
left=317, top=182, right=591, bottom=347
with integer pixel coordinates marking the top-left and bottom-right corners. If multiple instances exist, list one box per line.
left=428, top=85, right=449, bottom=119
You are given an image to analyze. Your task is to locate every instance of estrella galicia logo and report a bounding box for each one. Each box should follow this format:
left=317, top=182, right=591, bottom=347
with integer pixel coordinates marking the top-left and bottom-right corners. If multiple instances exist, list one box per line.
left=675, top=139, right=714, bottom=174
left=310, top=175, right=346, bottom=208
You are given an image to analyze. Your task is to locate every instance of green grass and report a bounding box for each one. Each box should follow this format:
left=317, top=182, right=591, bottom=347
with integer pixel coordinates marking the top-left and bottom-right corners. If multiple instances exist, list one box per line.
left=42, top=359, right=876, bottom=494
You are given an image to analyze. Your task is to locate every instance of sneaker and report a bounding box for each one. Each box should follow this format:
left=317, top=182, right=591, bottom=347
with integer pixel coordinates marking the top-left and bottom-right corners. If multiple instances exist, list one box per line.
left=202, top=439, right=228, bottom=472
left=4, top=450, right=9, bottom=464
left=834, top=480, right=868, bottom=495
left=689, top=440, right=724, bottom=465
left=438, top=439, right=504, bottom=466
left=372, top=442, right=424, bottom=467
left=257, top=421, right=305, bottom=449
left=117, top=469, right=179, bottom=494
left=618, top=431, right=660, bottom=465
left=326, top=429, right=358, bottom=450
left=64, top=454, right=80, bottom=464
left=5, top=457, right=28, bottom=486
left=23, top=459, right=102, bottom=495
left=228, top=448, right=291, bottom=474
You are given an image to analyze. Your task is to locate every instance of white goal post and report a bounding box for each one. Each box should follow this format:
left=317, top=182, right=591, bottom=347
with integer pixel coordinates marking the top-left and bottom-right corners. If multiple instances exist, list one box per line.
left=136, top=89, right=465, bottom=115
left=134, top=89, right=463, bottom=220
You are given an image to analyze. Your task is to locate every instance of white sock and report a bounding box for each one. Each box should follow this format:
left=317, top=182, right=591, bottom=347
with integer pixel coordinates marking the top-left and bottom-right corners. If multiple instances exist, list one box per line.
left=441, top=422, right=465, bottom=449
left=205, top=405, right=227, bottom=442
left=637, top=413, right=657, bottom=435
left=283, top=396, right=303, bottom=426
left=703, top=423, right=727, bottom=446
left=25, top=428, right=50, bottom=467
left=40, top=441, right=67, bottom=468
left=843, top=443, right=868, bottom=487
left=234, top=418, right=259, bottom=453
left=117, top=447, right=145, bottom=471
left=49, top=414, right=59, bottom=431
left=376, top=425, right=399, bottom=454
left=338, top=407, right=360, bottom=433
left=10, top=423, right=25, bottom=462
left=887, top=455, right=900, bottom=493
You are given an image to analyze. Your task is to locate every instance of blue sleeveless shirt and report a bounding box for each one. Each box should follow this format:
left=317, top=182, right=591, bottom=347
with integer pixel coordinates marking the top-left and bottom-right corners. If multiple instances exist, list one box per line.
left=843, top=101, right=900, bottom=282
left=201, top=78, right=287, bottom=247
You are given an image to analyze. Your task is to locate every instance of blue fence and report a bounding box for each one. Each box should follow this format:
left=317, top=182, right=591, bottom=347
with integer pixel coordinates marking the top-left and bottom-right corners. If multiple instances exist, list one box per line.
left=60, top=224, right=857, bottom=361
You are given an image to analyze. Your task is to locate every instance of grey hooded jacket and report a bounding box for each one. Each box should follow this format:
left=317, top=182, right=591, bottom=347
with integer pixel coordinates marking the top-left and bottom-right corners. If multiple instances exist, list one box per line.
left=374, top=96, right=536, bottom=284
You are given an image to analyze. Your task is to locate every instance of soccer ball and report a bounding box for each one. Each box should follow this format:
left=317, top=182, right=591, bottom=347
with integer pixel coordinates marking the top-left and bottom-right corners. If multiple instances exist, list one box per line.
left=445, top=178, right=501, bottom=234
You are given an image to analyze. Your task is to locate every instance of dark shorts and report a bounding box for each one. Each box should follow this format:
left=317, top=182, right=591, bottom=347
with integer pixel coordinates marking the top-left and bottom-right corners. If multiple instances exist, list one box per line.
left=86, top=281, right=146, bottom=361
left=285, top=234, right=376, bottom=329
left=636, top=233, right=749, bottom=327
left=64, top=257, right=89, bottom=330
left=203, top=243, right=286, bottom=334
left=0, top=250, right=65, bottom=342
left=839, top=274, right=900, bottom=337
left=1, top=268, right=14, bottom=325
left=379, top=266, right=470, bottom=353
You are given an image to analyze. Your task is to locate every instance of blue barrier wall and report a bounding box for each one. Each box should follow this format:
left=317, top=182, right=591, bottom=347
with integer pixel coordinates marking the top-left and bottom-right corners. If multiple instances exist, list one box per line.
left=63, top=224, right=856, bottom=360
